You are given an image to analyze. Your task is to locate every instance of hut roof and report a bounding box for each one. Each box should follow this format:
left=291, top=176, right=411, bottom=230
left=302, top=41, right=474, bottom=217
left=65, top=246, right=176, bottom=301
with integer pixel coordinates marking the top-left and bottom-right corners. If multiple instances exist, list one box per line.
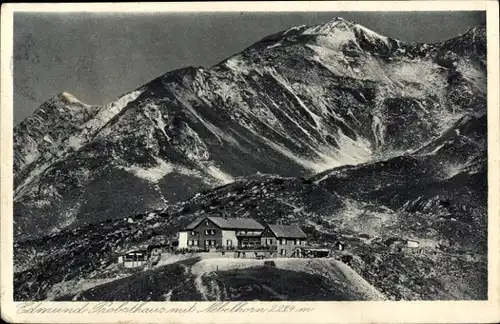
left=266, top=224, right=307, bottom=239
left=184, top=216, right=264, bottom=231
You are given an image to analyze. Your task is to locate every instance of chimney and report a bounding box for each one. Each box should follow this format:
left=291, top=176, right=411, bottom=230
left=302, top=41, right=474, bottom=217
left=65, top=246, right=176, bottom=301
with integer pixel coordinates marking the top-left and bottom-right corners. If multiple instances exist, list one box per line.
left=277, top=218, right=283, bottom=225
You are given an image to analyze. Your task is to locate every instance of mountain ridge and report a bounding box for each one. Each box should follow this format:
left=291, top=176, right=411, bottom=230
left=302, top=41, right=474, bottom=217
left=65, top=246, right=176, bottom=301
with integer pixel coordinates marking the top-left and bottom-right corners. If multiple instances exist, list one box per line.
left=13, top=18, right=487, bottom=239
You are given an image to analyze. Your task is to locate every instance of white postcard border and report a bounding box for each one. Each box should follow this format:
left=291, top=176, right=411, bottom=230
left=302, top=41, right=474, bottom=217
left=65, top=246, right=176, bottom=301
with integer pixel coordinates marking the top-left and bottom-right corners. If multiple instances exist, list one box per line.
left=1, top=2, right=499, bottom=323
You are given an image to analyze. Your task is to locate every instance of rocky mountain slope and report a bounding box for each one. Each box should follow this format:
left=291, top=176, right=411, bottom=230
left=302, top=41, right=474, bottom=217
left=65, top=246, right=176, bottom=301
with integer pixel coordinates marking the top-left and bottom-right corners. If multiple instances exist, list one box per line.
left=14, top=18, right=486, bottom=238
left=14, top=110, right=487, bottom=301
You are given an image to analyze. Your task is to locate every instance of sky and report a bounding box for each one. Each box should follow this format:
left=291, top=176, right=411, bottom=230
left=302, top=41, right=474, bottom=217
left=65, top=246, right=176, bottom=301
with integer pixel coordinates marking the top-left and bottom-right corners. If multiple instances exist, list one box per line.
left=13, top=11, right=486, bottom=124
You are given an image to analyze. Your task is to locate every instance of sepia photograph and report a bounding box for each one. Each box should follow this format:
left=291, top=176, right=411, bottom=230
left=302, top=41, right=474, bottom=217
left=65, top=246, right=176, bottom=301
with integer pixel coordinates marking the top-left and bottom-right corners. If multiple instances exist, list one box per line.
left=1, top=1, right=499, bottom=323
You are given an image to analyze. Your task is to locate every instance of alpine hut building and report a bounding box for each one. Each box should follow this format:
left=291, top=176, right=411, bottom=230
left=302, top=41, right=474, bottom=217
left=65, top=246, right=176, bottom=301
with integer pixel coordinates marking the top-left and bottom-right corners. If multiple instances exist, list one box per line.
left=178, top=215, right=265, bottom=250
left=260, top=223, right=308, bottom=258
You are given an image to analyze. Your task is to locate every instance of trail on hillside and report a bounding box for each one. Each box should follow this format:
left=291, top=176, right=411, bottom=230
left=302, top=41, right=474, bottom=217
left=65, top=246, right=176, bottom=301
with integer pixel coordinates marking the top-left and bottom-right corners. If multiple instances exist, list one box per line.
left=193, top=271, right=224, bottom=301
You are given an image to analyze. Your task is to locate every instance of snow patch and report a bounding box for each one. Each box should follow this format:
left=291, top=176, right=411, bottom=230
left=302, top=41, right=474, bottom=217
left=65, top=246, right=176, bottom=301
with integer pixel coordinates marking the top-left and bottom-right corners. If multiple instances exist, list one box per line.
left=267, top=42, right=282, bottom=49
left=143, top=103, right=170, bottom=140
left=67, top=136, right=84, bottom=150
left=224, top=56, right=251, bottom=75
left=372, top=115, right=385, bottom=146
left=70, top=89, right=145, bottom=146
left=354, top=24, right=389, bottom=46
left=283, top=25, right=306, bottom=35
left=60, top=92, right=89, bottom=106
left=205, top=164, right=234, bottom=184
left=181, top=124, right=210, bottom=161
left=42, top=135, right=54, bottom=144
left=106, top=90, right=144, bottom=113
left=316, top=130, right=373, bottom=169
left=267, top=68, right=322, bottom=129
left=264, top=140, right=319, bottom=171
left=121, top=158, right=174, bottom=183
left=22, top=150, right=39, bottom=166
left=302, top=19, right=347, bottom=36
left=442, top=163, right=465, bottom=179
left=313, top=30, right=356, bottom=49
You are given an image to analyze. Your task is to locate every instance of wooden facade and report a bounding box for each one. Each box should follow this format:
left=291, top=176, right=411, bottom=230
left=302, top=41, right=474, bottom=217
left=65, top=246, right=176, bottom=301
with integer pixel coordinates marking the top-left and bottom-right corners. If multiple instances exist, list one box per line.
left=260, top=225, right=307, bottom=258
left=178, top=216, right=265, bottom=249
left=185, top=218, right=223, bottom=248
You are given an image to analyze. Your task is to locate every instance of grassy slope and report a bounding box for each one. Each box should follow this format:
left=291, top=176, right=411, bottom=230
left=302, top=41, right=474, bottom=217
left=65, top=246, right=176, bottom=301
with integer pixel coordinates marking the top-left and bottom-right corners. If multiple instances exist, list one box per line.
left=213, top=266, right=359, bottom=301
left=56, top=257, right=380, bottom=301
left=56, top=258, right=202, bottom=301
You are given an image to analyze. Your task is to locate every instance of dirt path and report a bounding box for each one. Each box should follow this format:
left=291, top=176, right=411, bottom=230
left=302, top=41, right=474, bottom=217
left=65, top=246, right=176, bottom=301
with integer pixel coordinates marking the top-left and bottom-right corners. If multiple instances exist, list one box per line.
left=193, top=271, right=223, bottom=301
left=190, top=258, right=265, bottom=275
left=194, top=273, right=210, bottom=301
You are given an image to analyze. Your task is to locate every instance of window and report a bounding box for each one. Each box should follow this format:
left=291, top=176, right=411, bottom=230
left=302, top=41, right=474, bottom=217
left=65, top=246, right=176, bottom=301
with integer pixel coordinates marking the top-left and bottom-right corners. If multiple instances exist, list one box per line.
left=227, top=239, right=233, bottom=246
left=281, top=239, right=286, bottom=245
left=194, top=240, right=199, bottom=246
left=280, top=249, right=286, bottom=256
left=295, top=239, right=300, bottom=245
left=190, top=231, right=196, bottom=236
left=205, top=229, right=216, bottom=235
left=188, top=240, right=193, bottom=246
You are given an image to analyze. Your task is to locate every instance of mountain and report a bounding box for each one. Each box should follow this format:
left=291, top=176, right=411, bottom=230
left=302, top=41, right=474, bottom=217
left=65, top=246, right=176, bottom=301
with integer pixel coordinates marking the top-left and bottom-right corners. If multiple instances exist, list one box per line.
left=13, top=18, right=486, bottom=239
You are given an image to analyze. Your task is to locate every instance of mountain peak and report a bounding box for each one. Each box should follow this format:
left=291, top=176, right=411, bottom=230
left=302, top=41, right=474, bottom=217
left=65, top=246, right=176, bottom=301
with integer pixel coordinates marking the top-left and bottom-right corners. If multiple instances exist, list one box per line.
left=53, top=92, right=89, bottom=106
left=295, top=17, right=353, bottom=35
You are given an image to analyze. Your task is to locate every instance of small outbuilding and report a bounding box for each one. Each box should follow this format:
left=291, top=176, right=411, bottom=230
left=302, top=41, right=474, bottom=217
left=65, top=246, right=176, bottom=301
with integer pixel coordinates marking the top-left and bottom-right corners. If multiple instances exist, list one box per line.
left=118, top=249, right=148, bottom=268
left=292, top=247, right=330, bottom=258
left=334, top=241, right=346, bottom=251
left=406, top=240, right=419, bottom=248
